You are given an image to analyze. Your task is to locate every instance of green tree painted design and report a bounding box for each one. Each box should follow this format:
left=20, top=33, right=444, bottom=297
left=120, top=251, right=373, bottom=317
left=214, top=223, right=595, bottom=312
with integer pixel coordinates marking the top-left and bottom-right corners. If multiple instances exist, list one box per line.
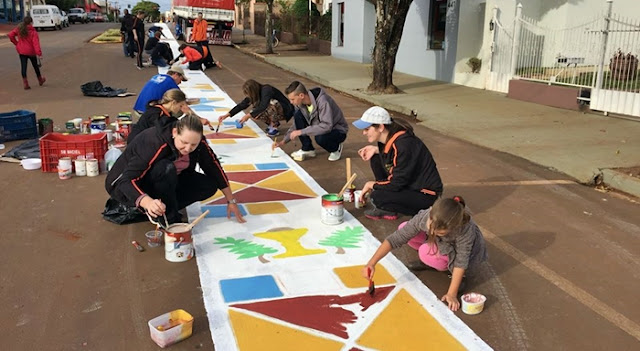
left=318, top=226, right=365, bottom=254
left=213, top=237, right=278, bottom=263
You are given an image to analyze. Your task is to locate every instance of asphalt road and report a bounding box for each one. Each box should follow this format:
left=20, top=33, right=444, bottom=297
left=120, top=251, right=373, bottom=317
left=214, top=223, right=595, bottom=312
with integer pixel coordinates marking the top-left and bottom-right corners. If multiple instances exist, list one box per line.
left=1, top=24, right=639, bottom=350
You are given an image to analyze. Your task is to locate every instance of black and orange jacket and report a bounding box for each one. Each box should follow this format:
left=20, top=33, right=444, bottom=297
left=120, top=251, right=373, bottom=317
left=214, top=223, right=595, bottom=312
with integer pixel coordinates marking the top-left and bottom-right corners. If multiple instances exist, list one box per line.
left=373, top=130, right=443, bottom=196
left=105, top=122, right=229, bottom=207
left=127, top=105, right=174, bottom=143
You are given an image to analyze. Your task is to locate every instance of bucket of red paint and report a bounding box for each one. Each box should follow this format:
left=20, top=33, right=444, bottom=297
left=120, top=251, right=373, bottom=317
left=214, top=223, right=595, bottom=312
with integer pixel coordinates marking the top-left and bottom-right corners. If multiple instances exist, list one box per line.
left=461, top=292, right=487, bottom=315
left=321, top=193, right=344, bottom=225
left=163, top=224, right=194, bottom=262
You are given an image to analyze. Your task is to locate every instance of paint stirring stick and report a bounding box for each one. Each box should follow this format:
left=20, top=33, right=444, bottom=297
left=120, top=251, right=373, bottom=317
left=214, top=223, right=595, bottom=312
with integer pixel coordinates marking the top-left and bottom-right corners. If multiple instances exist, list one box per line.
left=271, top=137, right=278, bottom=158
left=367, top=267, right=375, bottom=297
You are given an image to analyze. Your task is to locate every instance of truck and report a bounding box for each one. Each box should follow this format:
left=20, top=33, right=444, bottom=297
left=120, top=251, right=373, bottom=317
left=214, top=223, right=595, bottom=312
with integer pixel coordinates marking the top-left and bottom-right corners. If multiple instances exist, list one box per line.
left=171, top=0, right=235, bottom=46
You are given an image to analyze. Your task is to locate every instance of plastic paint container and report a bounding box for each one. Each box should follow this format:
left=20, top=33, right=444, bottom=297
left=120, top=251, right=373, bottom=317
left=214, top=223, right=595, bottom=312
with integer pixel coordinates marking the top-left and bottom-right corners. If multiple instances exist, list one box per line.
left=145, top=230, right=164, bottom=248
left=164, top=224, right=194, bottom=262
left=148, top=309, right=194, bottom=348
left=86, top=158, right=99, bottom=177
left=105, top=129, right=114, bottom=142
left=461, top=292, right=487, bottom=315
left=354, top=190, right=364, bottom=209
left=57, top=157, right=72, bottom=180
left=74, top=158, right=87, bottom=176
left=321, top=194, right=344, bottom=225
left=235, top=120, right=244, bottom=129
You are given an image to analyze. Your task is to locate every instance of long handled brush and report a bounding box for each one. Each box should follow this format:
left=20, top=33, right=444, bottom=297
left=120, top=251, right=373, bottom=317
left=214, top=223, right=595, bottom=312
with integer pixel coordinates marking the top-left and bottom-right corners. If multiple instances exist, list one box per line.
left=366, top=267, right=375, bottom=297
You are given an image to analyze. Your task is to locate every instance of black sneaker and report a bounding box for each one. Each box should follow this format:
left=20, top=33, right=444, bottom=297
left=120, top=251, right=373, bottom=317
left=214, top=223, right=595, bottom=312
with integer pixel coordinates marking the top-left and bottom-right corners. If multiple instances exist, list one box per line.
left=364, top=203, right=398, bottom=220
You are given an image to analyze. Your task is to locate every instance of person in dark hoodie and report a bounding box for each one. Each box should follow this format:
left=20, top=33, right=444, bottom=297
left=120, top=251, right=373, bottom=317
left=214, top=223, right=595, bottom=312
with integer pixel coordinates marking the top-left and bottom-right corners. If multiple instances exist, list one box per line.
left=105, top=114, right=245, bottom=224
left=273, top=81, right=349, bottom=162
left=353, top=106, right=443, bottom=220
left=218, top=79, right=294, bottom=137
left=120, top=9, right=133, bottom=57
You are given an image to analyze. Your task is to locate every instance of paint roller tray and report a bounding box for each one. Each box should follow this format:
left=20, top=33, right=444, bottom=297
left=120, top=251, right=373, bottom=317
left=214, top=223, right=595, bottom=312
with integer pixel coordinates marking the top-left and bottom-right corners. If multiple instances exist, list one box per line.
left=148, top=309, right=194, bottom=348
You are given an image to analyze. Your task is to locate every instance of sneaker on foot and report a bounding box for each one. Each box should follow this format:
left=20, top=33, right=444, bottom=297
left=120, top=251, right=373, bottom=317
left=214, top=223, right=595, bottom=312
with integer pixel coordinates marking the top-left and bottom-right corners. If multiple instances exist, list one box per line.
left=364, top=203, right=398, bottom=220
left=267, top=127, right=279, bottom=137
left=328, top=142, right=343, bottom=161
left=290, top=149, right=316, bottom=161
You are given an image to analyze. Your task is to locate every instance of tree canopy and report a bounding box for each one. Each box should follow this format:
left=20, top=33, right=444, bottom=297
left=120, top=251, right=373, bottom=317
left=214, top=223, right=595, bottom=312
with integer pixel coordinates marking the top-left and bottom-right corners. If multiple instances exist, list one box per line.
left=132, top=1, right=161, bottom=21
left=45, top=0, right=77, bottom=12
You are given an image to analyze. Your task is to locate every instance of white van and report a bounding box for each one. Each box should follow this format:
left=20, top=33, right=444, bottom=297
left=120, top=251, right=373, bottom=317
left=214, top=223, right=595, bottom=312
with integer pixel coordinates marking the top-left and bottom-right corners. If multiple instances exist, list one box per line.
left=30, top=5, right=63, bottom=31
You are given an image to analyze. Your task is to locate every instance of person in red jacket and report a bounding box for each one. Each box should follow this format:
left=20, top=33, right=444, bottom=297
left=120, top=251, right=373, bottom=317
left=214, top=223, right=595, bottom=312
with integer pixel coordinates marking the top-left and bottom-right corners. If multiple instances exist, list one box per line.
left=8, top=16, right=45, bottom=90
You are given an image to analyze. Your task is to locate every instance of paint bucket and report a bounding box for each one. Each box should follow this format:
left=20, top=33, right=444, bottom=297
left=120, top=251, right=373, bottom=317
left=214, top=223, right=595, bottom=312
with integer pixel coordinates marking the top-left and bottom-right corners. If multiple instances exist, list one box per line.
left=461, top=293, right=487, bottom=315
left=343, top=186, right=355, bottom=203
left=321, top=194, right=344, bottom=225
left=354, top=190, right=364, bottom=209
left=74, top=158, right=87, bottom=176
left=37, top=118, right=54, bottom=136
left=164, top=223, right=194, bottom=262
left=57, top=157, right=72, bottom=180
left=86, top=158, right=99, bottom=177
left=90, top=121, right=106, bottom=133
left=72, top=118, right=84, bottom=129
left=105, top=129, right=114, bottom=142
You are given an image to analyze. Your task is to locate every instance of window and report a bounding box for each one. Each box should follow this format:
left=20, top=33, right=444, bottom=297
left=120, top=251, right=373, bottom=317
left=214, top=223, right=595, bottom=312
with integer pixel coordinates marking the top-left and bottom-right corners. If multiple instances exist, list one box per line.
left=429, top=0, right=447, bottom=50
left=33, top=9, right=49, bottom=15
left=338, top=2, right=344, bottom=46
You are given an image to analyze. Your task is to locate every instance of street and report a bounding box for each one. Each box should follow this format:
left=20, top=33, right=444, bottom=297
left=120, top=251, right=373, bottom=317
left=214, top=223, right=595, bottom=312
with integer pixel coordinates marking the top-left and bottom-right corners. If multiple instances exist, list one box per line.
left=0, top=23, right=639, bottom=350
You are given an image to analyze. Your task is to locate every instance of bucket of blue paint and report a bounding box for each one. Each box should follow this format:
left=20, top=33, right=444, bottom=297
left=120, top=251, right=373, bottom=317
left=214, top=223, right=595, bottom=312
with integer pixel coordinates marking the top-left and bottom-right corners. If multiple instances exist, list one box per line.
left=321, top=194, right=344, bottom=225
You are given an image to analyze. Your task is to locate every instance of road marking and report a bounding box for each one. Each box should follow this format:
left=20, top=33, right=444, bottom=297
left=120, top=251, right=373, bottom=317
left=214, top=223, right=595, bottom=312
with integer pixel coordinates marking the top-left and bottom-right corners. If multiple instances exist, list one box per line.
left=451, top=179, right=576, bottom=187
left=481, top=225, right=640, bottom=342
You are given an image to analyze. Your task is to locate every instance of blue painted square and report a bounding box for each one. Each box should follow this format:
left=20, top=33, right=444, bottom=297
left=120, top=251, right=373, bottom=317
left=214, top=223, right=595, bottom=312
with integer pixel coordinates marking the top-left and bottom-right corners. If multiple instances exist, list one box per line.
left=201, top=205, right=247, bottom=218
left=190, top=105, right=213, bottom=111
left=222, top=121, right=237, bottom=126
left=255, top=162, right=289, bottom=170
left=220, top=275, right=283, bottom=303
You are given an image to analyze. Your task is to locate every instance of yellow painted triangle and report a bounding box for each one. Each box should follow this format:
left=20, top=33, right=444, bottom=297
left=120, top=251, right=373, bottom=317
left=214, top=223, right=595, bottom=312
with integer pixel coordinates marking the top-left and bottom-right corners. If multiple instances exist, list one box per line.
left=228, top=309, right=344, bottom=351
left=200, top=181, right=247, bottom=204
left=224, top=127, right=259, bottom=138
left=357, top=289, right=465, bottom=350
left=255, top=170, right=317, bottom=197
left=333, top=265, right=396, bottom=289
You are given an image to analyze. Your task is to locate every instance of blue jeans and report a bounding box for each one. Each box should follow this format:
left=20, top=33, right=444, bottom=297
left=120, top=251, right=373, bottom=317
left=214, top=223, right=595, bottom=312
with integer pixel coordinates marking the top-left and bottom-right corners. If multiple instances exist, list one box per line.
left=151, top=57, right=168, bottom=67
left=122, top=32, right=130, bottom=56
left=293, top=110, right=346, bottom=153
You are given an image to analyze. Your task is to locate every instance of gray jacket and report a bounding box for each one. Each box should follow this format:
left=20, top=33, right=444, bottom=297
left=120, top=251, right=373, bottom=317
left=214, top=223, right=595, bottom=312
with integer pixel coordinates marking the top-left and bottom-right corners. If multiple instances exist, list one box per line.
left=284, top=87, right=349, bottom=142
left=386, top=208, right=488, bottom=272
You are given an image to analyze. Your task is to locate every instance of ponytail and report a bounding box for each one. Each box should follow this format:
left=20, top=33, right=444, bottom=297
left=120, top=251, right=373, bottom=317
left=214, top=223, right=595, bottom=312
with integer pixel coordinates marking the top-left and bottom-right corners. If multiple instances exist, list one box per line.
left=425, top=195, right=470, bottom=245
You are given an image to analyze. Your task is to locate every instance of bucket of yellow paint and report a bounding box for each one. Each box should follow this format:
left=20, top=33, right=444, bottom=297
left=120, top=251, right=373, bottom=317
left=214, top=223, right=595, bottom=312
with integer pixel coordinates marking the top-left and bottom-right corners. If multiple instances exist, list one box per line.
left=148, top=309, right=194, bottom=348
left=461, top=292, right=486, bottom=315
left=321, top=193, right=344, bottom=225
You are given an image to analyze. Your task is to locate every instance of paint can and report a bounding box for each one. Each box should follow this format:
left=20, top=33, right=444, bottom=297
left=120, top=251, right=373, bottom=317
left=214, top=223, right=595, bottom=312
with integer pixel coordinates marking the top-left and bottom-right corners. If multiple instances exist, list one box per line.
left=105, top=129, right=114, bottom=142
left=164, top=224, right=194, bottom=262
left=58, top=157, right=72, bottom=179
left=461, top=293, right=487, bottom=315
left=74, top=158, right=87, bottom=176
left=65, top=120, right=76, bottom=132
left=72, top=118, right=84, bottom=129
left=321, top=194, right=344, bottom=225
left=119, top=121, right=132, bottom=138
left=354, top=190, right=365, bottom=209
left=86, top=158, right=99, bottom=177
left=37, top=118, right=54, bottom=136
left=90, top=121, right=106, bottom=133
left=343, top=185, right=355, bottom=203
left=81, top=120, right=91, bottom=134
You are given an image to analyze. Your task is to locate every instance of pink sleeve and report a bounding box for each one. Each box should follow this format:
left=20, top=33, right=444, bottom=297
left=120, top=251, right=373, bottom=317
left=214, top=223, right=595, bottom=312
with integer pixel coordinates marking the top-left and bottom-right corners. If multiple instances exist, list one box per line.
left=32, top=31, right=42, bottom=56
left=8, top=28, right=18, bottom=45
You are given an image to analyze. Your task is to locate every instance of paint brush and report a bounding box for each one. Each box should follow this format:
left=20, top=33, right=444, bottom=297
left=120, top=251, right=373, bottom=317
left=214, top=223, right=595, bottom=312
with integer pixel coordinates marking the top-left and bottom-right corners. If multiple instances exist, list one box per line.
left=132, top=240, right=145, bottom=252
left=271, top=137, right=278, bottom=158
left=367, top=267, right=375, bottom=297
left=215, top=123, right=220, bottom=133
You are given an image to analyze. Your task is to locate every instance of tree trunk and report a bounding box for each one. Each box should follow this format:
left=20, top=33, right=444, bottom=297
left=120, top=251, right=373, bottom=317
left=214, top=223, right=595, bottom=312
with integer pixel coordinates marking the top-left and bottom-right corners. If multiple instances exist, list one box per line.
left=336, top=247, right=345, bottom=254
left=368, top=0, right=413, bottom=94
left=265, top=1, right=274, bottom=54
left=258, top=255, right=270, bottom=263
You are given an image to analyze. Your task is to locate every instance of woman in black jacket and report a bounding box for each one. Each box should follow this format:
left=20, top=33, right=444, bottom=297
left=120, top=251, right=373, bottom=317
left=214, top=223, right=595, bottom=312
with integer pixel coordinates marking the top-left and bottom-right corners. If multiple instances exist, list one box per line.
left=105, top=114, right=245, bottom=224
left=217, top=79, right=294, bottom=137
left=353, top=106, right=443, bottom=220
left=128, top=89, right=188, bottom=143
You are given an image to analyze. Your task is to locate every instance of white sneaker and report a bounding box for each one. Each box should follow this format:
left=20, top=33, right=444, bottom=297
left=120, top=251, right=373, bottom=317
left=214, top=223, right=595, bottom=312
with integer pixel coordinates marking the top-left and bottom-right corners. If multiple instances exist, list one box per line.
left=290, top=149, right=316, bottom=161
left=328, top=143, right=343, bottom=161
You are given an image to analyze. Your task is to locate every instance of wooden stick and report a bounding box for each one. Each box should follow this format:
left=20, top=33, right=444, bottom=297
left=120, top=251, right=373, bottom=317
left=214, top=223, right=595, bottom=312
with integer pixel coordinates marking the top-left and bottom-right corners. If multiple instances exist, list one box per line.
left=346, top=158, right=351, bottom=184
left=338, top=173, right=357, bottom=198
left=186, top=210, right=210, bottom=231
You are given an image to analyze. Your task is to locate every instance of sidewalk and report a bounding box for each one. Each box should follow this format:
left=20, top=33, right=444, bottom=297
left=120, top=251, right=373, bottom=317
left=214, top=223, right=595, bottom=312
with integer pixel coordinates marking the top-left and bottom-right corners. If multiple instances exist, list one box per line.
left=233, top=31, right=640, bottom=197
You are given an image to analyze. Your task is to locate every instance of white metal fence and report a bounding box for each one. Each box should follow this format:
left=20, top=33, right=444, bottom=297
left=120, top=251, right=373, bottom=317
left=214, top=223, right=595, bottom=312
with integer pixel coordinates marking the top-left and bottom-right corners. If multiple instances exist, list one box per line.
left=488, top=1, right=640, bottom=117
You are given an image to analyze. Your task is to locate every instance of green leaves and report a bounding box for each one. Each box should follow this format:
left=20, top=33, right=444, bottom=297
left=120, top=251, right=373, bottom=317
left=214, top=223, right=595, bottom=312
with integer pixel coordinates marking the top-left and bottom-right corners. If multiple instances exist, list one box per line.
left=213, top=237, right=278, bottom=259
left=318, top=226, right=365, bottom=249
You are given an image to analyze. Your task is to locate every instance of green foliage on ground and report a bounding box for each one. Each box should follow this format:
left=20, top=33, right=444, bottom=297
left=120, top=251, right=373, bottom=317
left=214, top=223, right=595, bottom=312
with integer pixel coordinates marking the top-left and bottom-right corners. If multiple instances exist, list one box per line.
left=92, top=28, right=123, bottom=43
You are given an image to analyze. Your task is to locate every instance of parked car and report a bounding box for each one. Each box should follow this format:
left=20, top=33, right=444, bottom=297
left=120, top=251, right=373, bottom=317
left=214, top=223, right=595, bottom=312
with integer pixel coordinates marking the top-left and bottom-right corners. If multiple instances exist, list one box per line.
left=30, top=5, right=63, bottom=31
left=60, top=11, right=69, bottom=27
left=68, top=8, right=88, bottom=24
left=94, top=13, right=105, bottom=22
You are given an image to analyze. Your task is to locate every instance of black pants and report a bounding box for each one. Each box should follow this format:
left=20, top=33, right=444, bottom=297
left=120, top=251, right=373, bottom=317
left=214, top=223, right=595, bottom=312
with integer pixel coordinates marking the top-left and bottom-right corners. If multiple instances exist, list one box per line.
left=196, top=41, right=217, bottom=69
left=134, top=159, right=217, bottom=223
left=369, top=156, right=439, bottom=216
left=126, top=31, right=135, bottom=57
left=294, top=110, right=346, bottom=153
left=135, top=37, right=145, bottom=67
left=19, top=55, right=41, bottom=78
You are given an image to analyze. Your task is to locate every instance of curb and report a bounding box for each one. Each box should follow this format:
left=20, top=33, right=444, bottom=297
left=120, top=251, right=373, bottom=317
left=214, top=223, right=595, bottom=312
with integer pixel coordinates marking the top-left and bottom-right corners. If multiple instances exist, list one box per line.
left=601, top=169, right=640, bottom=198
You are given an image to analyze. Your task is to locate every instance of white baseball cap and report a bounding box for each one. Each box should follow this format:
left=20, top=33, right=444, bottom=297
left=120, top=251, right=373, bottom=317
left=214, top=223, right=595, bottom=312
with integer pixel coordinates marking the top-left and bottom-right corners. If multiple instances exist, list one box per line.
left=168, top=65, right=188, bottom=81
left=352, top=106, right=391, bottom=129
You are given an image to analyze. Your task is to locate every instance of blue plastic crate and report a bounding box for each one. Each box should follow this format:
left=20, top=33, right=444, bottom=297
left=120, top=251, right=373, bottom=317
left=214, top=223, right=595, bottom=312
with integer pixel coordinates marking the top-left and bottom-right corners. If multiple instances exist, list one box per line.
left=0, top=110, right=38, bottom=141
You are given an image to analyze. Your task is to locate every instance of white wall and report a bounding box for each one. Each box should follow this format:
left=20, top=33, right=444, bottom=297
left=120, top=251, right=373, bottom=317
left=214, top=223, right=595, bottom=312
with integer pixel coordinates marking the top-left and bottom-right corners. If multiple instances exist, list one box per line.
left=453, top=0, right=488, bottom=88
left=331, top=0, right=375, bottom=63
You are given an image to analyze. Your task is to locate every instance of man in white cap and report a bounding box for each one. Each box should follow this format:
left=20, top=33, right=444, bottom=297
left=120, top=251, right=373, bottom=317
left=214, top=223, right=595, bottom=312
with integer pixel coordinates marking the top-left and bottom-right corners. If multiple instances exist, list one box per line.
left=352, top=106, right=442, bottom=220
left=133, top=65, right=188, bottom=115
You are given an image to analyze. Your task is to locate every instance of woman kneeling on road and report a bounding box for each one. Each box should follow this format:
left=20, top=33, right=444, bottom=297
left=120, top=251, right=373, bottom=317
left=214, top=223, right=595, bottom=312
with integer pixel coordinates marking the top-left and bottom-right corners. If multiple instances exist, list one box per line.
left=105, top=115, right=245, bottom=224
left=353, top=106, right=443, bottom=220
left=218, top=79, right=294, bottom=137
left=128, top=89, right=190, bottom=142
left=363, top=196, right=488, bottom=311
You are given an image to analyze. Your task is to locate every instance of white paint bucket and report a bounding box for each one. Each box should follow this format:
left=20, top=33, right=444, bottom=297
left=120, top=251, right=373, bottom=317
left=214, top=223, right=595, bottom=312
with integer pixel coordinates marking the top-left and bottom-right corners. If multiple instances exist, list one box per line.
left=461, top=293, right=487, bottom=315
left=164, top=224, right=194, bottom=262
left=74, top=158, right=86, bottom=176
left=321, top=194, right=344, bottom=225
left=57, top=157, right=72, bottom=180
left=354, top=190, right=364, bottom=209
left=105, top=129, right=114, bottom=142
left=86, top=158, right=99, bottom=177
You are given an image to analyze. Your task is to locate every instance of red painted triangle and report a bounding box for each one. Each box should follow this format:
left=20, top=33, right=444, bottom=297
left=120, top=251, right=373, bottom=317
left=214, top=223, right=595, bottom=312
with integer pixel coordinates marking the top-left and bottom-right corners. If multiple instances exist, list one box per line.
left=208, top=186, right=314, bottom=205
left=230, top=286, right=395, bottom=339
left=206, top=132, right=252, bottom=139
left=226, top=170, right=285, bottom=185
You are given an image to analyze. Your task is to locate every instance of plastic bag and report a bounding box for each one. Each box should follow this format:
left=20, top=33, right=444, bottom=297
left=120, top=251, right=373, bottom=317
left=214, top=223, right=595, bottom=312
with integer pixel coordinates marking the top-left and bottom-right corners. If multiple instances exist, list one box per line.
left=102, top=198, right=147, bottom=225
left=105, top=147, right=123, bottom=171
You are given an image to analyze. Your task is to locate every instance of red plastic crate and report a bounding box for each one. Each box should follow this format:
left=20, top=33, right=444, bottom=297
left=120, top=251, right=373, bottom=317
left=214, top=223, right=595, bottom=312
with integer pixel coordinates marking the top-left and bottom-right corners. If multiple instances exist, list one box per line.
left=40, top=133, right=108, bottom=172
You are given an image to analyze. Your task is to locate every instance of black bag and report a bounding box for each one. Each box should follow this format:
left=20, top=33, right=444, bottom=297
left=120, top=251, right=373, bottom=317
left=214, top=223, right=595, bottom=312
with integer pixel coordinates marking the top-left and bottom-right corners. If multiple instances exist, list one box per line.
left=102, top=198, right=147, bottom=225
